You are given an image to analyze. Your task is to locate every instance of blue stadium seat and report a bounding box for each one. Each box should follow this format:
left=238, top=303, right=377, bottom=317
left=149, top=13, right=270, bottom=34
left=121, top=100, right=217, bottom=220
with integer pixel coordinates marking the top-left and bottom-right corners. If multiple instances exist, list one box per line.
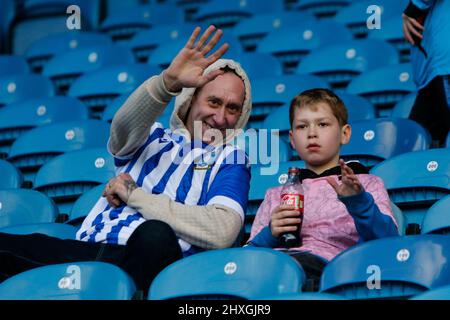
left=149, top=33, right=243, bottom=69
left=68, top=183, right=105, bottom=226
left=0, top=159, right=23, bottom=189
left=411, top=285, right=450, bottom=300
left=237, top=52, right=283, bottom=81
left=148, top=247, right=305, bottom=299
left=0, top=97, right=88, bottom=158
left=100, top=4, right=185, bottom=42
left=447, top=131, right=450, bottom=148
left=346, top=63, right=417, bottom=117
left=25, top=32, right=112, bottom=73
left=68, top=64, right=160, bottom=118
left=335, top=0, right=408, bottom=38
left=7, top=120, right=110, bottom=185
left=250, top=74, right=329, bottom=129
left=320, top=235, right=450, bottom=299
left=368, top=15, right=412, bottom=63
left=370, top=148, right=450, bottom=228
left=421, top=195, right=450, bottom=235
left=33, top=147, right=115, bottom=215
left=391, top=202, right=406, bottom=236
left=0, top=261, right=136, bottom=300
left=0, top=189, right=58, bottom=228
left=232, top=11, right=316, bottom=52
left=391, top=92, right=417, bottom=118
left=0, top=222, right=78, bottom=239
left=258, top=20, right=353, bottom=73
left=261, top=292, right=346, bottom=300
left=297, top=39, right=399, bottom=89
left=340, top=118, right=431, bottom=168
left=295, top=0, right=350, bottom=18
left=127, top=23, right=195, bottom=63
left=194, top=0, right=284, bottom=29
left=12, top=0, right=101, bottom=55
left=104, top=0, right=145, bottom=17
left=43, top=44, right=135, bottom=95
left=0, top=55, right=29, bottom=77
left=0, top=74, right=54, bottom=107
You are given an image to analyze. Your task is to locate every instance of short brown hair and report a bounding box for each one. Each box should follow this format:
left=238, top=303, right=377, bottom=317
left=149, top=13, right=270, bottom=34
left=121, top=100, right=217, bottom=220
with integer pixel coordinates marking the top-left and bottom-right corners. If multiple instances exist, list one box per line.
left=289, top=88, right=348, bottom=128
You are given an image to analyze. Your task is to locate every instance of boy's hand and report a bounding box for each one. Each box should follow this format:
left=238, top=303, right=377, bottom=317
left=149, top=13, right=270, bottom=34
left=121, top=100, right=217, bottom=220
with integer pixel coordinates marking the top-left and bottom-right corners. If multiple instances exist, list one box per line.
left=103, top=173, right=138, bottom=208
left=163, top=25, right=229, bottom=92
left=326, top=159, right=364, bottom=197
left=270, top=204, right=302, bottom=238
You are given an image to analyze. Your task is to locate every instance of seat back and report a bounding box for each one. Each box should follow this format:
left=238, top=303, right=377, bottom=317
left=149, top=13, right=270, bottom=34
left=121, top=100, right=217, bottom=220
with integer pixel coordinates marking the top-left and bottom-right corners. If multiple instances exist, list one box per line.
left=0, top=159, right=23, bottom=189
left=0, top=74, right=54, bottom=107
left=0, top=55, right=29, bottom=77
left=410, top=285, right=450, bottom=300
left=68, top=183, right=106, bottom=226
left=421, top=195, right=450, bottom=235
left=0, top=222, right=78, bottom=239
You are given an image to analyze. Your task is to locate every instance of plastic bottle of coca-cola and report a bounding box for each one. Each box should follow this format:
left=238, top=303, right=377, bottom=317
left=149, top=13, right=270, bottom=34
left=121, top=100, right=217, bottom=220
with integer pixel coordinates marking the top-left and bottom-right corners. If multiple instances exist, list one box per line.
left=280, top=167, right=304, bottom=248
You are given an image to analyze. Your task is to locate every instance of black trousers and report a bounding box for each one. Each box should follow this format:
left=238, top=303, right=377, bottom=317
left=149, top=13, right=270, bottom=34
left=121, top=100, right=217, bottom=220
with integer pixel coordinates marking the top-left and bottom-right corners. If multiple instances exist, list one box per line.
left=0, top=220, right=183, bottom=295
left=410, top=75, right=450, bottom=146
left=286, top=251, right=328, bottom=292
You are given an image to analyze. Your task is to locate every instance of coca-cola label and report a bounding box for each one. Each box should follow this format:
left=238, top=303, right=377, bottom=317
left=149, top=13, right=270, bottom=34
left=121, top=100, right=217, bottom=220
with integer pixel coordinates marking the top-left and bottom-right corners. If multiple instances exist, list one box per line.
left=281, top=193, right=304, bottom=213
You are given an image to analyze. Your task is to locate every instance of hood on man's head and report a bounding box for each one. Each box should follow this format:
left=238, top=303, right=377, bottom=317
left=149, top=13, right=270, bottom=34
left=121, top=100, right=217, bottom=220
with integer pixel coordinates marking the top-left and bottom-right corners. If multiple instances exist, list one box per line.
left=169, top=58, right=252, bottom=145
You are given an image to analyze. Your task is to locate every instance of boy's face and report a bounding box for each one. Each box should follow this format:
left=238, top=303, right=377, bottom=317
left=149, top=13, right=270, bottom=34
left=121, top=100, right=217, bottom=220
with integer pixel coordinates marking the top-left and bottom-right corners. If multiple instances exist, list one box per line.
left=289, top=102, right=351, bottom=174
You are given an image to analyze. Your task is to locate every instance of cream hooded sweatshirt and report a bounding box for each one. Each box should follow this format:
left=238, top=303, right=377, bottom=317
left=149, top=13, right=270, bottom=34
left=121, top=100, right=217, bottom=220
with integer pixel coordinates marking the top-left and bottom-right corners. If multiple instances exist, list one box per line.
left=109, top=59, right=252, bottom=250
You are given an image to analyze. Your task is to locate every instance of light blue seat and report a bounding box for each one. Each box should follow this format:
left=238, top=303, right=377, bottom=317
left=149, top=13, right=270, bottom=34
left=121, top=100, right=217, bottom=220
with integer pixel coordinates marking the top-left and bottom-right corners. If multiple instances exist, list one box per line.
left=68, top=64, right=160, bottom=118
left=0, top=159, right=23, bottom=189
left=148, top=247, right=306, bottom=300
left=346, top=63, right=417, bottom=117
left=127, top=23, right=195, bottom=63
left=100, top=4, right=185, bottom=42
left=258, top=20, right=352, bottom=73
left=43, top=44, right=135, bottom=95
left=0, top=261, right=136, bottom=300
left=335, top=0, right=408, bottom=38
left=232, top=11, right=316, bottom=51
left=68, top=183, right=105, bottom=226
left=7, top=120, right=110, bottom=185
left=340, top=118, right=431, bottom=168
left=411, top=285, right=450, bottom=300
left=0, top=74, right=54, bottom=107
left=0, top=97, right=88, bottom=158
left=320, top=235, right=450, bottom=299
left=261, top=292, right=346, bottom=300
left=194, top=0, right=284, bottom=29
left=391, top=202, right=406, bottom=236
left=13, top=0, right=101, bottom=56
left=250, top=74, right=329, bottom=129
left=0, top=55, right=29, bottom=77
left=24, top=31, right=112, bottom=73
left=0, top=189, right=58, bottom=228
left=33, top=147, right=115, bottom=215
left=237, top=52, right=283, bottom=81
left=0, top=222, right=78, bottom=239
left=421, top=195, right=450, bottom=235
left=370, top=149, right=450, bottom=228
left=297, top=39, right=399, bottom=89
left=295, top=0, right=350, bottom=18
left=391, top=92, right=417, bottom=118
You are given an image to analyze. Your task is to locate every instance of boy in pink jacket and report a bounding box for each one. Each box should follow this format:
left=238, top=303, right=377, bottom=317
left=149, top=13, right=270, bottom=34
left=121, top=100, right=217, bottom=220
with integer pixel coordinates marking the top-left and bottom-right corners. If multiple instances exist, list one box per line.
left=247, top=88, right=398, bottom=290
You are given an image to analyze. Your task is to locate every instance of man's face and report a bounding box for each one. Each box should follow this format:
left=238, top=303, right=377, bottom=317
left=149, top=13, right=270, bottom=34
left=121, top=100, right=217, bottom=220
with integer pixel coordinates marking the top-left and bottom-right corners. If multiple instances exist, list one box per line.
left=185, top=72, right=245, bottom=144
left=289, top=102, right=351, bottom=174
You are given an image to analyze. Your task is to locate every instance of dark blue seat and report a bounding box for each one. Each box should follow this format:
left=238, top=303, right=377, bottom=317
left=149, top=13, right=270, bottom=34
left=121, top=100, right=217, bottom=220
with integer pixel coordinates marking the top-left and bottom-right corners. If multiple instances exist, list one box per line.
left=370, top=148, right=450, bottom=228
left=0, top=159, right=23, bottom=189
left=0, top=261, right=136, bottom=300
left=295, top=0, right=351, bottom=18
left=0, top=97, right=88, bottom=158
left=0, top=74, right=54, bottom=107
left=297, top=39, right=399, bottom=89
left=232, top=11, right=316, bottom=51
left=43, top=44, right=135, bottom=95
left=148, top=247, right=305, bottom=299
left=33, top=147, right=115, bottom=215
left=0, top=222, right=78, bottom=239
left=391, top=92, right=417, bottom=118
left=237, top=52, right=283, bottom=81
left=0, top=55, right=29, bottom=77
left=68, top=64, right=160, bottom=118
left=0, top=189, right=58, bottom=229
left=24, top=31, right=112, bottom=73
left=421, top=195, right=450, bottom=235
left=320, top=235, right=450, bottom=299
left=100, top=4, right=185, bottom=42
left=340, top=118, right=431, bottom=168
left=346, top=63, right=417, bottom=117
left=7, top=120, right=110, bottom=185
left=257, top=20, right=352, bottom=73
